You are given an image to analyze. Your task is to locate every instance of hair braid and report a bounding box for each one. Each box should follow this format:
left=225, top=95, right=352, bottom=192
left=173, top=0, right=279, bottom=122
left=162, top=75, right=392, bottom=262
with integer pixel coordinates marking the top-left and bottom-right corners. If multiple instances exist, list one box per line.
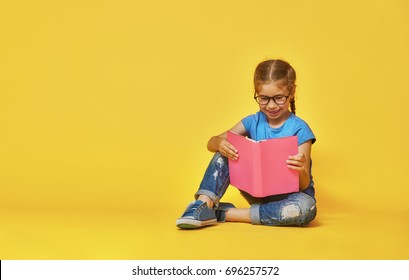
left=286, top=67, right=296, bottom=115
left=290, top=99, right=296, bottom=115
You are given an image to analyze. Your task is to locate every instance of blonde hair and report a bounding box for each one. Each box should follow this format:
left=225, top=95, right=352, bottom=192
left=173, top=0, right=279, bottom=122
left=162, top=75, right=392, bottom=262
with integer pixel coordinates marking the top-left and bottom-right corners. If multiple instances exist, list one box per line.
left=254, top=59, right=297, bottom=114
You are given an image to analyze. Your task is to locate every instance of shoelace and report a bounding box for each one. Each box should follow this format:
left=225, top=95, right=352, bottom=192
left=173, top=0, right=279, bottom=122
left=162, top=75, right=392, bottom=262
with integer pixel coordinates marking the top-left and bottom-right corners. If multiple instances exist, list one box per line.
left=185, top=201, right=203, bottom=216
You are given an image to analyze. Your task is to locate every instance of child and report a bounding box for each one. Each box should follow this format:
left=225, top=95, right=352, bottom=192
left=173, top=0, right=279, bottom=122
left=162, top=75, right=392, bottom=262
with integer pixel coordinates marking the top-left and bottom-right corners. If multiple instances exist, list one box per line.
left=176, top=59, right=317, bottom=229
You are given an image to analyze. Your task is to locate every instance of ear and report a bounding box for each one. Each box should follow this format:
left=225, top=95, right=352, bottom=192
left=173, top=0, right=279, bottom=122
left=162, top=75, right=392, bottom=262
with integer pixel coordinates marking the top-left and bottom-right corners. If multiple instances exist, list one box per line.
left=288, top=88, right=295, bottom=98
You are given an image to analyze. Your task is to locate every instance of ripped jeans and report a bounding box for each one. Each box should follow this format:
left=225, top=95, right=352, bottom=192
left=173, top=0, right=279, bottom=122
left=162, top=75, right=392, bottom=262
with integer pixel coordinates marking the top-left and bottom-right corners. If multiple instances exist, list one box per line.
left=195, top=152, right=317, bottom=226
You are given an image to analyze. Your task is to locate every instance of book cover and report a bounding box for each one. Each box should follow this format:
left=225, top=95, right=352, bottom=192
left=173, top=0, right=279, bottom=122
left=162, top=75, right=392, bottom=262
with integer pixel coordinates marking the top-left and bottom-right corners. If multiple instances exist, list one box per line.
left=227, top=131, right=299, bottom=197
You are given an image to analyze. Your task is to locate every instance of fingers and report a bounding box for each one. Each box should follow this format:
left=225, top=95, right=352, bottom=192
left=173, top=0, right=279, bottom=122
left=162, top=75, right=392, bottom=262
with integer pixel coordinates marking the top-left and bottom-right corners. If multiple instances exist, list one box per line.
left=286, top=153, right=305, bottom=170
left=220, top=140, right=238, bottom=160
left=288, top=153, right=305, bottom=161
left=224, top=146, right=238, bottom=161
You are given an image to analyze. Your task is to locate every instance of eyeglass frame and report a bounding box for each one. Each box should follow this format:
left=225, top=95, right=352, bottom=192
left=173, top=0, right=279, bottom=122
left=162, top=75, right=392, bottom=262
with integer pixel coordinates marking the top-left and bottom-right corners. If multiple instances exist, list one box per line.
left=253, top=92, right=291, bottom=106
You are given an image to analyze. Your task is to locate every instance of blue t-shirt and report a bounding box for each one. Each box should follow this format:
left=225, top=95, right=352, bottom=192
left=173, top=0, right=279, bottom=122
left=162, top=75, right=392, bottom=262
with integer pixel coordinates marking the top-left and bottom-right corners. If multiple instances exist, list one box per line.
left=242, top=111, right=316, bottom=145
left=241, top=111, right=316, bottom=197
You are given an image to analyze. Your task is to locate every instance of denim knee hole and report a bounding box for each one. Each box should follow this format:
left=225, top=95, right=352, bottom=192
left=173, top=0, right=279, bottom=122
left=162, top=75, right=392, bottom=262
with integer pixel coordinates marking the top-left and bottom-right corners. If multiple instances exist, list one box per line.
left=280, top=204, right=301, bottom=220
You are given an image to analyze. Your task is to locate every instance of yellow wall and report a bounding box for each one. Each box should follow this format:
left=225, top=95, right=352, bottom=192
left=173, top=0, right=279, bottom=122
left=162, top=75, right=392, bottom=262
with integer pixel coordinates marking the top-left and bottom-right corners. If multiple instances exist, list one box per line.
left=1, top=0, right=409, bottom=217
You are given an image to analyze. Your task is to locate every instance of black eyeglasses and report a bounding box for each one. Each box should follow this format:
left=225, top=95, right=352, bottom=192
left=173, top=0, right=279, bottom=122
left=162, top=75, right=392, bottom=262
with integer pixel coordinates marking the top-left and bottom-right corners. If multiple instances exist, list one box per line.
left=253, top=93, right=290, bottom=105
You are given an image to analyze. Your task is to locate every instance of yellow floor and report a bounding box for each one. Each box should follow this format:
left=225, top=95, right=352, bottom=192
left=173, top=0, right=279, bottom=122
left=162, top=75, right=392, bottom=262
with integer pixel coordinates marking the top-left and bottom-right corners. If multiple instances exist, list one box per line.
left=1, top=199, right=408, bottom=260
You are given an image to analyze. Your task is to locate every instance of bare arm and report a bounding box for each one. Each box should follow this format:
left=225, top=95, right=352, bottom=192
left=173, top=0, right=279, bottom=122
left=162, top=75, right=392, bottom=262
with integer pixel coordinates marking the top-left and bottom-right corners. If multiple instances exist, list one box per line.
left=207, top=121, right=247, bottom=160
left=286, top=140, right=312, bottom=191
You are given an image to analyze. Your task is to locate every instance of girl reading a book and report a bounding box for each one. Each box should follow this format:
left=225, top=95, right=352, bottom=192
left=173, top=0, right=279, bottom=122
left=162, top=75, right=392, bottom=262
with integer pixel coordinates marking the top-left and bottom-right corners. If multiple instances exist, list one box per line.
left=176, top=59, right=316, bottom=229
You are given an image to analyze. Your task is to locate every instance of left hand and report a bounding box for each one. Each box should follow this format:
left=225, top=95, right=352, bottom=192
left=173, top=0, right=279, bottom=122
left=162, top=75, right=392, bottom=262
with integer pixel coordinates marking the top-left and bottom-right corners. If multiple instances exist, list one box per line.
left=286, top=153, right=306, bottom=171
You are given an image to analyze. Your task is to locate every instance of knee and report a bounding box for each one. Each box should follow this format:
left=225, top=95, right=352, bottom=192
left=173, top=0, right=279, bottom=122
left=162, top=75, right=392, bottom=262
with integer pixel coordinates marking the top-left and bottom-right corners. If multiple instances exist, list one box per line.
left=259, top=194, right=317, bottom=226
left=303, top=195, right=317, bottom=224
left=211, top=152, right=228, bottom=170
left=287, top=193, right=316, bottom=225
left=280, top=200, right=316, bottom=226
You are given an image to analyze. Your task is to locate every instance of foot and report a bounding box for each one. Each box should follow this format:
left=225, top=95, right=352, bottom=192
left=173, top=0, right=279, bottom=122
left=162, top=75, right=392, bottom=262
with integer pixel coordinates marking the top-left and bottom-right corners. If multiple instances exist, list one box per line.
left=176, top=200, right=217, bottom=229
left=215, top=202, right=236, bottom=222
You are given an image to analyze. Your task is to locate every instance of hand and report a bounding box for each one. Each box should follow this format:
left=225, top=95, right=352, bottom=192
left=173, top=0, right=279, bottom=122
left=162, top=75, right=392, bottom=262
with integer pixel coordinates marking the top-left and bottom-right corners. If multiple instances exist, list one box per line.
left=286, top=153, right=306, bottom=171
left=218, top=139, right=239, bottom=160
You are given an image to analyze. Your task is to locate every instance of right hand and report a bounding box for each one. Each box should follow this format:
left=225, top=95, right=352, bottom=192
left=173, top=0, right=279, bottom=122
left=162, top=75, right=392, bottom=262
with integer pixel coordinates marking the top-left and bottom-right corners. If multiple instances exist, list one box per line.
left=218, top=139, right=238, bottom=161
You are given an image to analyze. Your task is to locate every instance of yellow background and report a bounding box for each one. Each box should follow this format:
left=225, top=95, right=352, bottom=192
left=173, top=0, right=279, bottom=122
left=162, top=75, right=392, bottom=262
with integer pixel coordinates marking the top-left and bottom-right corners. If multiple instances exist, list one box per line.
left=1, top=0, right=408, bottom=259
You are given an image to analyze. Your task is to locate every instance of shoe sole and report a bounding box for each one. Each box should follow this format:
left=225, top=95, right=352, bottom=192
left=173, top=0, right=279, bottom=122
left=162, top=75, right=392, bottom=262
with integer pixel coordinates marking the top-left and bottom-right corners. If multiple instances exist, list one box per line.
left=176, top=218, right=217, bottom=229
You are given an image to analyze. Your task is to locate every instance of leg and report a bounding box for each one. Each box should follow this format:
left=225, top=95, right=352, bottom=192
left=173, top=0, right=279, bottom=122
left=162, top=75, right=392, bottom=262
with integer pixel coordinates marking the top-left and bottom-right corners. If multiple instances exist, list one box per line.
left=250, top=192, right=317, bottom=226
left=176, top=152, right=231, bottom=229
left=226, top=208, right=251, bottom=223
left=194, top=152, right=230, bottom=207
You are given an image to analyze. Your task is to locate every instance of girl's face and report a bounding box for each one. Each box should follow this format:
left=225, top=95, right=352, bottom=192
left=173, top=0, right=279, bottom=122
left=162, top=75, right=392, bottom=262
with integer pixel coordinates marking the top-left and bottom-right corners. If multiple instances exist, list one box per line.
left=256, top=81, right=293, bottom=128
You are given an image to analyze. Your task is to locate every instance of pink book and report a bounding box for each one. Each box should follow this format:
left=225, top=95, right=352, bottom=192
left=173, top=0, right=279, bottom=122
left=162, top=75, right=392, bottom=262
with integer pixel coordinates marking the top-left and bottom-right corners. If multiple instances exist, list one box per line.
left=227, top=131, right=299, bottom=197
